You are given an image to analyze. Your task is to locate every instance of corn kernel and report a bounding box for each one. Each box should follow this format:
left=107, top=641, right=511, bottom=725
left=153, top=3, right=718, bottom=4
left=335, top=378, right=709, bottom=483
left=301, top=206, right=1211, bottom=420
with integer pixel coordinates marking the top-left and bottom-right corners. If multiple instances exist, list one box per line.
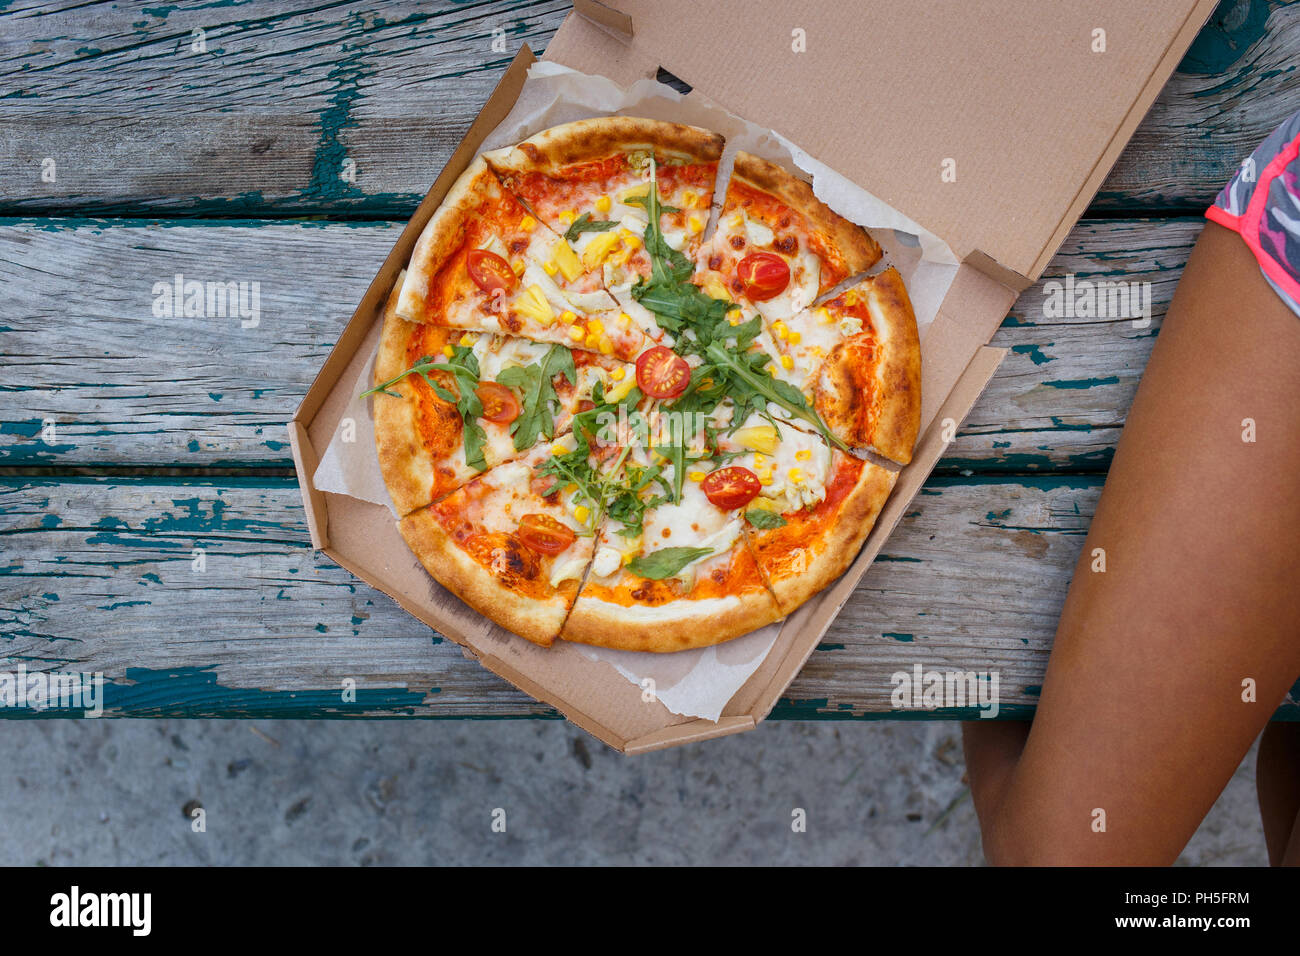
left=688, top=215, right=704, bottom=233
left=773, top=320, right=788, bottom=338
left=610, top=367, right=626, bottom=382
left=595, top=195, right=612, bottom=213
left=753, top=454, right=766, bottom=465
left=795, top=449, right=812, bottom=461
left=519, top=215, right=536, bottom=232
left=568, top=326, right=585, bottom=342
left=510, top=258, right=526, bottom=276
left=573, top=505, right=590, bottom=524
left=728, top=316, right=740, bottom=326
left=621, top=552, right=633, bottom=565
left=585, top=332, right=600, bottom=349
left=565, top=483, right=578, bottom=495
left=559, top=210, right=577, bottom=226
left=551, top=443, right=567, bottom=456
left=622, top=234, right=641, bottom=249
left=682, top=190, right=698, bottom=208
left=543, top=260, right=559, bottom=276
left=788, top=467, right=804, bottom=483
left=817, top=307, right=833, bottom=325
left=561, top=309, right=577, bottom=324
left=780, top=355, right=795, bottom=370
left=458, top=333, right=474, bottom=347
left=598, top=335, right=614, bottom=355
left=788, top=331, right=802, bottom=345
left=441, top=345, right=455, bottom=358
left=760, top=477, right=773, bottom=486
left=689, top=471, right=706, bottom=482
left=729, top=213, right=744, bottom=228
left=617, top=312, right=631, bottom=328
left=587, top=318, right=604, bottom=335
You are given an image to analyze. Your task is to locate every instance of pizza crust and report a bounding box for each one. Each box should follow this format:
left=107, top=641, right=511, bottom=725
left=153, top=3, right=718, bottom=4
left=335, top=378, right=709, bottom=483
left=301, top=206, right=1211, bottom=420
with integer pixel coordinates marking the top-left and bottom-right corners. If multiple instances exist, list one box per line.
left=372, top=276, right=459, bottom=516
left=747, top=459, right=897, bottom=615
left=484, top=116, right=724, bottom=176
left=398, top=505, right=575, bottom=648
left=560, top=585, right=782, bottom=653
left=729, top=151, right=882, bottom=277
left=816, top=267, right=922, bottom=464
left=395, top=155, right=509, bottom=325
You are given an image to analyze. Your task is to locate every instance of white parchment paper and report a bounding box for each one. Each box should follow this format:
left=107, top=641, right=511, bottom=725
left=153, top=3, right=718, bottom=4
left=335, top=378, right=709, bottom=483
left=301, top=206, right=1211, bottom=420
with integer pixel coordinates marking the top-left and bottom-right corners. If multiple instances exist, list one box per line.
left=313, top=62, right=957, bottom=722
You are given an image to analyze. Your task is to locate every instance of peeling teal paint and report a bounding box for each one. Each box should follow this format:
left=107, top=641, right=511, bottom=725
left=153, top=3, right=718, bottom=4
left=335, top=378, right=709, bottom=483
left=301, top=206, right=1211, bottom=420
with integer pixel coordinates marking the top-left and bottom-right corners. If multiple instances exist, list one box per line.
left=884, top=632, right=915, bottom=643
left=1011, top=343, right=1057, bottom=365
left=1042, top=376, right=1120, bottom=390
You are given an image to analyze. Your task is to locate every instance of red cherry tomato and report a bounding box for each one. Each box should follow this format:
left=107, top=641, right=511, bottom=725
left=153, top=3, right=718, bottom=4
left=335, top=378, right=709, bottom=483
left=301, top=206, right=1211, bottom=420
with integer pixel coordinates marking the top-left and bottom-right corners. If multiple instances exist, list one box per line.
left=635, top=346, right=691, bottom=400
left=475, top=382, right=520, bottom=424
left=516, top=513, right=577, bottom=555
left=736, top=252, right=790, bottom=302
left=701, top=466, right=762, bottom=510
left=467, top=248, right=517, bottom=294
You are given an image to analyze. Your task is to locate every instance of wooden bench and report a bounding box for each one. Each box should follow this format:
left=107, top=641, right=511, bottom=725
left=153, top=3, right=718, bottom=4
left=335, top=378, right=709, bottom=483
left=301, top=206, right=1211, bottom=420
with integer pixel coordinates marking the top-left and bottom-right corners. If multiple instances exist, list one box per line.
left=3, top=0, right=1297, bottom=718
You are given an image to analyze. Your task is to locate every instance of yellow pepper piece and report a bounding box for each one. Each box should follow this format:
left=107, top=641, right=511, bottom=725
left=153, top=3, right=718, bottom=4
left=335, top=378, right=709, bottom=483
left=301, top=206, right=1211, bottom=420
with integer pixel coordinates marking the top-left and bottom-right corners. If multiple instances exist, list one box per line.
left=733, top=425, right=779, bottom=455
left=582, top=229, right=623, bottom=270
left=550, top=239, right=583, bottom=282
left=515, top=284, right=555, bottom=325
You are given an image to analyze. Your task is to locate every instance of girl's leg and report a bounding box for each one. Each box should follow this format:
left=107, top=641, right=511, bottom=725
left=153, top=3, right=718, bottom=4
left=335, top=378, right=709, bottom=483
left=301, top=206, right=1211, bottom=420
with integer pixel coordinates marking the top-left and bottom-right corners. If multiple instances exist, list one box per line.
left=962, top=221, right=1300, bottom=865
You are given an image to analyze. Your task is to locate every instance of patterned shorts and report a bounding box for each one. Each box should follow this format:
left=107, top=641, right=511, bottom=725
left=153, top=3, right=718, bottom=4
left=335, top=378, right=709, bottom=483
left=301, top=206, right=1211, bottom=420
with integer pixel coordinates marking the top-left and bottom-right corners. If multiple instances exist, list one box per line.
left=1206, top=110, right=1300, bottom=318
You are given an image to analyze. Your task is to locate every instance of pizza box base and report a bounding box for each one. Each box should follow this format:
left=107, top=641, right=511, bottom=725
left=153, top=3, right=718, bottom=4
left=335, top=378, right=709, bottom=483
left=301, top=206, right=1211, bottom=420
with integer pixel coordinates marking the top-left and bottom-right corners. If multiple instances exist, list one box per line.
left=288, top=0, right=1214, bottom=752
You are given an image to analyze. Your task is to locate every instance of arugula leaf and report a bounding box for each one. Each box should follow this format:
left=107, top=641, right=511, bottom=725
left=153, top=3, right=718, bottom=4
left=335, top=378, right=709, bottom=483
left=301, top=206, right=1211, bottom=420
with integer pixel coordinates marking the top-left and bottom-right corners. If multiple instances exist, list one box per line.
left=745, top=508, right=788, bottom=530
left=497, top=344, right=577, bottom=452
left=703, top=340, right=848, bottom=451
left=564, top=213, right=617, bottom=243
left=626, top=546, right=713, bottom=581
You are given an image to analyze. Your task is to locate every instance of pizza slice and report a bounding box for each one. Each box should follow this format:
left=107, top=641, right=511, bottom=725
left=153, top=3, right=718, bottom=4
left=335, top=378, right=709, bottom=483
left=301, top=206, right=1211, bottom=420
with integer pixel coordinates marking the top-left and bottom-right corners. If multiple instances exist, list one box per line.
left=559, top=416, right=783, bottom=653
left=371, top=275, right=633, bottom=515
left=398, top=434, right=607, bottom=647
left=714, top=414, right=898, bottom=614
left=753, top=267, right=922, bottom=464
left=485, top=117, right=725, bottom=347
left=394, top=156, right=645, bottom=360
left=693, top=151, right=882, bottom=322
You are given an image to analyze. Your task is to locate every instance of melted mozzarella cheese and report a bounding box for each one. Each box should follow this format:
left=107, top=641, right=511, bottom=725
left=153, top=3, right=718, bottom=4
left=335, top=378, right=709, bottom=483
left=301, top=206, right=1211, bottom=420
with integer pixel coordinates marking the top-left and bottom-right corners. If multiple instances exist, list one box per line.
left=470, top=335, right=550, bottom=382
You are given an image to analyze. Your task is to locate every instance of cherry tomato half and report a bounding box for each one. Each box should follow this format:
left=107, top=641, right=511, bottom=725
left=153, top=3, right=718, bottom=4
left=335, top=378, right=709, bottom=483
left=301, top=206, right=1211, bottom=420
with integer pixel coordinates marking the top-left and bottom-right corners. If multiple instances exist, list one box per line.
left=635, top=346, right=691, bottom=400
left=701, top=466, right=762, bottom=511
left=475, top=382, right=520, bottom=425
left=467, top=248, right=517, bottom=294
left=516, top=513, right=576, bottom=556
left=736, top=252, right=790, bottom=302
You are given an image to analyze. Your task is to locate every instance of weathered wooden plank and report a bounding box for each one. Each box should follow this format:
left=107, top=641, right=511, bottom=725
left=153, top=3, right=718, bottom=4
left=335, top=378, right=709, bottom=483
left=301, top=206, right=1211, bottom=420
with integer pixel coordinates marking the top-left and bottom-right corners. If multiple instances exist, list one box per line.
left=0, top=216, right=1201, bottom=470
left=0, top=0, right=1294, bottom=215
left=0, top=474, right=1085, bottom=718
left=4, top=476, right=1295, bottom=718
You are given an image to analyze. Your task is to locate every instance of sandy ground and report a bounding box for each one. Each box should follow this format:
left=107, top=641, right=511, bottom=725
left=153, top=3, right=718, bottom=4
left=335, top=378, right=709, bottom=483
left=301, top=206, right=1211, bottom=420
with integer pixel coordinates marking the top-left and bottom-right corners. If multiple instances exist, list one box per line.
left=0, top=719, right=1267, bottom=866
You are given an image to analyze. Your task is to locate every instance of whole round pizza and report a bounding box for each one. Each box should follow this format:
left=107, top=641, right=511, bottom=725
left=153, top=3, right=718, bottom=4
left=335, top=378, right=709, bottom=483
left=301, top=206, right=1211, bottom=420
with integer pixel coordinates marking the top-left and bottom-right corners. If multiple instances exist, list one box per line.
left=366, top=116, right=921, bottom=653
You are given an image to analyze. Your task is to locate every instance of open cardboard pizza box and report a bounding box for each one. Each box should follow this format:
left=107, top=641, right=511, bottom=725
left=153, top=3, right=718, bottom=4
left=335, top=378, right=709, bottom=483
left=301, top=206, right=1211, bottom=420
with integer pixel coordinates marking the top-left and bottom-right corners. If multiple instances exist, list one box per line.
left=289, top=0, right=1217, bottom=752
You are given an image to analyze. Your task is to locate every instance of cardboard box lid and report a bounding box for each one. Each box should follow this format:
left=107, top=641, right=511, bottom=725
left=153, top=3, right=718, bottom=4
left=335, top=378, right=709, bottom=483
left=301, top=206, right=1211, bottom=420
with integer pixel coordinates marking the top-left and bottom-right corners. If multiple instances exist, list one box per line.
left=557, top=0, right=1216, bottom=282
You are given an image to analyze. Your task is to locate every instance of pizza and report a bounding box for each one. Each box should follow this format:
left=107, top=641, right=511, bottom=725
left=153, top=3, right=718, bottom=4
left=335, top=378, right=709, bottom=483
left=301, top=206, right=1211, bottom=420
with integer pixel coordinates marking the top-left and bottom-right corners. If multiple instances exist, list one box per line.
left=369, top=117, right=921, bottom=652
